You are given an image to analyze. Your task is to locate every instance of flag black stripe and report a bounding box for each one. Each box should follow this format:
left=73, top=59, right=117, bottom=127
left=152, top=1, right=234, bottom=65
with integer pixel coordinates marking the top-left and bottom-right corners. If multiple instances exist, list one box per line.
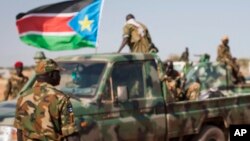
left=17, top=0, right=93, bottom=20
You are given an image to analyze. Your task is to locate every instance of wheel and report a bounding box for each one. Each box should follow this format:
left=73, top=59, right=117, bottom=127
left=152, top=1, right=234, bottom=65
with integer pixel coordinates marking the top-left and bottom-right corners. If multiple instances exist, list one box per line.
left=192, top=126, right=226, bottom=141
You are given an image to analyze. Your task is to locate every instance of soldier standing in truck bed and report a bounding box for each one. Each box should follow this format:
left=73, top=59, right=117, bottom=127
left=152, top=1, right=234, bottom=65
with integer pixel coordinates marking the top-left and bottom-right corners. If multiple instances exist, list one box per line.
left=179, top=47, right=189, bottom=62
left=216, top=35, right=245, bottom=84
left=216, top=35, right=233, bottom=65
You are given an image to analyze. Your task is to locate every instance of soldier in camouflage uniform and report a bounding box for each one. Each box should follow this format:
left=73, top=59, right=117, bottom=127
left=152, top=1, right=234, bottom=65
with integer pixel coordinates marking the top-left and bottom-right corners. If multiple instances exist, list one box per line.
left=231, top=57, right=246, bottom=84
left=118, top=14, right=157, bottom=53
left=179, top=47, right=189, bottom=62
left=216, top=35, right=233, bottom=64
left=4, top=61, right=28, bottom=101
left=14, top=59, right=79, bottom=141
left=186, top=80, right=201, bottom=100
left=164, top=60, right=183, bottom=100
left=33, top=51, right=46, bottom=65
left=216, top=35, right=244, bottom=84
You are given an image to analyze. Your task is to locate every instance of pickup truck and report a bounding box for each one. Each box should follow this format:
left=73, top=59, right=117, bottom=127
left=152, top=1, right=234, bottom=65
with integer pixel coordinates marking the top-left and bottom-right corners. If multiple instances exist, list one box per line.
left=1, top=53, right=250, bottom=141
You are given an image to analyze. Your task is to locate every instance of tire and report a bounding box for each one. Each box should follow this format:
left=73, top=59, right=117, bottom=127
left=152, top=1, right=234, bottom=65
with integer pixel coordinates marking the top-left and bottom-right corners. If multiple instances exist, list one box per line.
left=192, top=126, right=226, bottom=141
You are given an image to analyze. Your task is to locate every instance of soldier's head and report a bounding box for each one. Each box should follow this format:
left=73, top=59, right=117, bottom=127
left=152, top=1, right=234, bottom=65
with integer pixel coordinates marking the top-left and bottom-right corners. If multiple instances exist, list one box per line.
left=165, top=60, right=174, bottom=73
left=33, top=51, right=46, bottom=65
left=35, top=59, right=61, bottom=86
left=126, top=13, right=135, bottom=21
left=14, top=61, right=24, bottom=76
left=72, top=64, right=85, bottom=85
left=221, top=35, right=229, bottom=45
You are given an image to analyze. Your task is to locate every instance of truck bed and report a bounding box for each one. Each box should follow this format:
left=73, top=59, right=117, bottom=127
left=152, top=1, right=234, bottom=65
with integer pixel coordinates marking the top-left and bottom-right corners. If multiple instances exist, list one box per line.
left=166, top=93, right=250, bottom=138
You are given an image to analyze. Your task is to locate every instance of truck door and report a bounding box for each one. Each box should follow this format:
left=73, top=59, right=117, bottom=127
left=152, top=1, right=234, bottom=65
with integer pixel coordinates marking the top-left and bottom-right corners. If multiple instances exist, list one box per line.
left=100, top=61, right=166, bottom=141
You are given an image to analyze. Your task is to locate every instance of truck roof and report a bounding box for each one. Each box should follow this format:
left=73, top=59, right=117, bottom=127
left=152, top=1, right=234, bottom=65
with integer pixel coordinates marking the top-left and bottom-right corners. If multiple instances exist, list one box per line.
left=55, top=53, right=155, bottom=63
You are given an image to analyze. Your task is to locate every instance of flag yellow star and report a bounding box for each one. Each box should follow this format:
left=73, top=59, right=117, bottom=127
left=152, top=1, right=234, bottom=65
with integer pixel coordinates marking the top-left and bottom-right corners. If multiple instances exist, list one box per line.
left=79, top=15, right=94, bottom=31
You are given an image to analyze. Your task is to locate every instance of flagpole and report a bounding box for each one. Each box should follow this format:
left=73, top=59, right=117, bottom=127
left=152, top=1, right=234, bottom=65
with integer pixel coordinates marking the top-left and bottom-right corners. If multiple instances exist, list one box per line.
left=95, top=0, right=105, bottom=54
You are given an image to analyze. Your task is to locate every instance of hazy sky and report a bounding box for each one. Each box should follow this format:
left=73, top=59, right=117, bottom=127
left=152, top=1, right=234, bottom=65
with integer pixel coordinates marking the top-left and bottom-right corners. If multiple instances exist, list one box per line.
left=1, top=0, right=250, bottom=67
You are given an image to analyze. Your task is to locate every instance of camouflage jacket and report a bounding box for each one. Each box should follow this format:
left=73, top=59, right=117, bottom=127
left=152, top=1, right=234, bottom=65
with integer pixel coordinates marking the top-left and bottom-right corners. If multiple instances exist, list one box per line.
left=4, top=73, right=28, bottom=100
left=14, top=82, right=75, bottom=141
left=216, top=44, right=232, bottom=63
left=179, top=51, right=189, bottom=62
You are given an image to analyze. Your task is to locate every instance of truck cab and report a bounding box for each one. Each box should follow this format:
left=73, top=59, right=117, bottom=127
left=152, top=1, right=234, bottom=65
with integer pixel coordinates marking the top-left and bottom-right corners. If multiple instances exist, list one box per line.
left=1, top=53, right=250, bottom=141
left=0, top=53, right=167, bottom=141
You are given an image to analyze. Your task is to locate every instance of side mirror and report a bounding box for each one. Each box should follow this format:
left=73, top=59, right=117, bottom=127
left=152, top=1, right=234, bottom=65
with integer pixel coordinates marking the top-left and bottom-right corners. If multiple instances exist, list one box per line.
left=117, top=86, right=128, bottom=102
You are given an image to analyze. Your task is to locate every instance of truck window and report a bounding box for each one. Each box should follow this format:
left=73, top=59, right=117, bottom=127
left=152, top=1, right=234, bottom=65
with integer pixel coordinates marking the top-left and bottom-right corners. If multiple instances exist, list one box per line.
left=112, top=62, right=144, bottom=99
left=57, top=62, right=106, bottom=97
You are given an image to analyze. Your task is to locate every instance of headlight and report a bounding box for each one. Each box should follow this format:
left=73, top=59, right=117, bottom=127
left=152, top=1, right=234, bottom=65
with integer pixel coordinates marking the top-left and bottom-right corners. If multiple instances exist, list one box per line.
left=0, top=126, right=17, bottom=141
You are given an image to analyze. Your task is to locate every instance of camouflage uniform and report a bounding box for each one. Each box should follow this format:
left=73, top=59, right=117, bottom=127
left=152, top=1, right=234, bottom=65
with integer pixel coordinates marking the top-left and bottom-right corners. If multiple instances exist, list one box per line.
left=216, top=36, right=244, bottom=84
left=14, top=59, right=75, bottom=141
left=216, top=35, right=233, bottom=66
left=179, top=48, right=189, bottom=62
left=164, top=64, right=183, bottom=100
left=186, top=82, right=201, bottom=100
left=216, top=43, right=232, bottom=64
left=4, top=69, right=28, bottom=101
left=231, top=58, right=246, bottom=84
left=33, top=51, right=46, bottom=65
left=199, top=53, right=210, bottom=63
left=123, top=21, right=152, bottom=53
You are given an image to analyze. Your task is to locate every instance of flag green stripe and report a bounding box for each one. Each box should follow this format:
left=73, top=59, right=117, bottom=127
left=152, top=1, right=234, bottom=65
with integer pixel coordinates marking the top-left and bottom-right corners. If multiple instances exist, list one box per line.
left=20, top=34, right=95, bottom=51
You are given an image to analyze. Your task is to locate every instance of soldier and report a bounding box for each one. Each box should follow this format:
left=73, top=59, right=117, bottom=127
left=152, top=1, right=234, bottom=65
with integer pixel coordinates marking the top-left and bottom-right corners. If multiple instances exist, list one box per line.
left=14, top=59, right=79, bottom=141
left=199, top=53, right=210, bottom=63
left=179, top=47, right=189, bottom=62
left=33, top=51, right=46, bottom=65
left=216, top=36, right=245, bottom=84
left=231, top=57, right=246, bottom=84
left=186, top=79, right=201, bottom=100
left=164, top=60, right=183, bottom=100
left=216, top=35, right=233, bottom=64
left=4, top=61, right=28, bottom=101
left=165, top=60, right=180, bottom=81
left=117, top=14, right=158, bottom=53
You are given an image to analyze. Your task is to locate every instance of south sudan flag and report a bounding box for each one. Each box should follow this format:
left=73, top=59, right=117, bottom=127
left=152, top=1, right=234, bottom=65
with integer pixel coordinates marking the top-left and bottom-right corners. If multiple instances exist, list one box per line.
left=16, top=0, right=104, bottom=51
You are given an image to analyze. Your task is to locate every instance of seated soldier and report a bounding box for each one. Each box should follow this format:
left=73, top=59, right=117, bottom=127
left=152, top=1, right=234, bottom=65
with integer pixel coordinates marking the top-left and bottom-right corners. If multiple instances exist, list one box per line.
left=186, top=78, right=201, bottom=100
left=164, top=60, right=184, bottom=101
left=231, top=57, right=245, bottom=84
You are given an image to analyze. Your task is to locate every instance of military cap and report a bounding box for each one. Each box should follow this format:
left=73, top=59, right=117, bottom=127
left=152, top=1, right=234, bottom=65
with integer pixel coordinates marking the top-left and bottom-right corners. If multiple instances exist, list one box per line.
left=35, top=59, right=60, bottom=75
left=14, top=61, right=23, bottom=68
left=33, top=51, right=46, bottom=59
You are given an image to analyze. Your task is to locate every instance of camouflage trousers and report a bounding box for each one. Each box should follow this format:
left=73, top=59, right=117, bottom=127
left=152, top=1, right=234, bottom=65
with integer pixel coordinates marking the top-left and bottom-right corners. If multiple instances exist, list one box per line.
left=166, top=81, right=183, bottom=101
left=186, top=82, right=201, bottom=100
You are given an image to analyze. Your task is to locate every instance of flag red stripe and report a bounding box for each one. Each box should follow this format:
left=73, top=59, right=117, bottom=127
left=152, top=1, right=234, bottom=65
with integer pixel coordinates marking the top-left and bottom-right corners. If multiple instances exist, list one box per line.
left=16, top=16, right=74, bottom=34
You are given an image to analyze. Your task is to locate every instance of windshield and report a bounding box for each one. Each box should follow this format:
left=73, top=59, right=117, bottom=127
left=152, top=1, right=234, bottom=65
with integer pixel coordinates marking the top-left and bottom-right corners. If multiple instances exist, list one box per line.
left=57, top=62, right=106, bottom=97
